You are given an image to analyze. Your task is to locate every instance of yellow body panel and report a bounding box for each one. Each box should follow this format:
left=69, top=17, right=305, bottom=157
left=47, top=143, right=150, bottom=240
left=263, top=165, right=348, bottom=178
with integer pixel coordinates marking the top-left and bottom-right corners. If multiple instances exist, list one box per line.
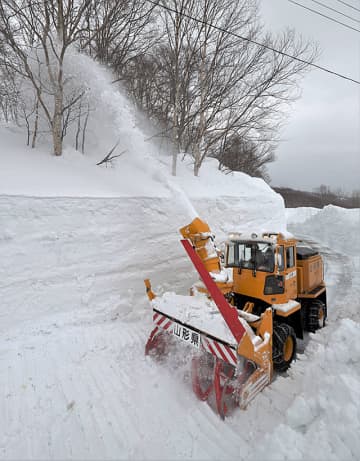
left=297, top=254, right=324, bottom=294
left=236, top=308, right=273, bottom=408
left=232, top=269, right=287, bottom=305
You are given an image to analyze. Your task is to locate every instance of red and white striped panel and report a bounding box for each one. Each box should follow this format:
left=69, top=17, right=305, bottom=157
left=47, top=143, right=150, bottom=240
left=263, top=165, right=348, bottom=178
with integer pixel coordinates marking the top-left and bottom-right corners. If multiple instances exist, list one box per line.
left=153, top=311, right=173, bottom=332
left=202, top=337, right=237, bottom=367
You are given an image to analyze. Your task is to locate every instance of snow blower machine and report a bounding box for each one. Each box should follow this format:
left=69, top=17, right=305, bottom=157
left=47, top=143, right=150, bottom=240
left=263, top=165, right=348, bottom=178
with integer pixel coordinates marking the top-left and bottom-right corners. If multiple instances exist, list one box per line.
left=144, top=217, right=327, bottom=418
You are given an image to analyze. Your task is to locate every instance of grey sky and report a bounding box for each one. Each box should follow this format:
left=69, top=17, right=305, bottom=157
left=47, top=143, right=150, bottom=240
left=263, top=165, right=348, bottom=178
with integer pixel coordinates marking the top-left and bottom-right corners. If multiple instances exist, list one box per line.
left=259, top=0, right=360, bottom=193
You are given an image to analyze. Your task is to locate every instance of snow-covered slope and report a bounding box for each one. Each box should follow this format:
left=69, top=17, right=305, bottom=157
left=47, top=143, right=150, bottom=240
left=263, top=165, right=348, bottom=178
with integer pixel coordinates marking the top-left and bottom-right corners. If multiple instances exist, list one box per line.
left=0, top=123, right=285, bottom=234
left=1, top=58, right=359, bottom=460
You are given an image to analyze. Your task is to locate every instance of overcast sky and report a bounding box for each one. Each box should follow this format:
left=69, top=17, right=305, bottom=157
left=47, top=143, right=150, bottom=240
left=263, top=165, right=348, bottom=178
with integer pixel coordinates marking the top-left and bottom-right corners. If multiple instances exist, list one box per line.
left=259, top=0, right=360, bottom=193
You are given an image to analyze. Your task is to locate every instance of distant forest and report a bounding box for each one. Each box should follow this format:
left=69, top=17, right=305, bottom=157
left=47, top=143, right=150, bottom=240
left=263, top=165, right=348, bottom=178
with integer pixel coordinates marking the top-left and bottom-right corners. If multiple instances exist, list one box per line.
left=274, top=186, right=360, bottom=209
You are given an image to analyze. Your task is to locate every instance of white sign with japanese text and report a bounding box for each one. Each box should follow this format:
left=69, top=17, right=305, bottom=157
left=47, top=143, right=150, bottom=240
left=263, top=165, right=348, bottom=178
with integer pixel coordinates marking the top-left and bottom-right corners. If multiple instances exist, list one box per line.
left=171, top=322, right=201, bottom=349
left=285, top=270, right=297, bottom=280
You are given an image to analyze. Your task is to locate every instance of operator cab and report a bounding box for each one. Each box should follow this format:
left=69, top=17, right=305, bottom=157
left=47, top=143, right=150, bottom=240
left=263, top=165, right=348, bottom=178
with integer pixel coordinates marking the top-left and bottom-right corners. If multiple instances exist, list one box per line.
left=225, top=233, right=276, bottom=273
left=223, top=232, right=298, bottom=306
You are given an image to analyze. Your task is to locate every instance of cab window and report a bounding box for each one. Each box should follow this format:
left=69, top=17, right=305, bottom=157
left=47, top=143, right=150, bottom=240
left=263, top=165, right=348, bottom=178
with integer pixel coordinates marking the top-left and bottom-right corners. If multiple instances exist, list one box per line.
left=227, top=241, right=236, bottom=266
left=277, top=246, right=284, bottom=271
left=286, top=246, right=295, bottom=268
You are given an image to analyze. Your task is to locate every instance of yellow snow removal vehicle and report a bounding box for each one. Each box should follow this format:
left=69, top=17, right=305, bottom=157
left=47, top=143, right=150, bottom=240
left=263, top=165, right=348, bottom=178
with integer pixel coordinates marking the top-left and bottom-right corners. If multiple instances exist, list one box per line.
left=144, top=217, right=327, bottom=418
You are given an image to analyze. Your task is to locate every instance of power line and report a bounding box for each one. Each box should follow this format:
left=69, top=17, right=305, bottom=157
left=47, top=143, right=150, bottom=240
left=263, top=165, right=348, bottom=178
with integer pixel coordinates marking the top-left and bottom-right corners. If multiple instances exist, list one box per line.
left=309, top=0, right=360, bottom=24
left=335, top=0, right=360, bottom=14
left=146, top=0, right=360, bottom=85
left=288, top=0, right=360, bottom=33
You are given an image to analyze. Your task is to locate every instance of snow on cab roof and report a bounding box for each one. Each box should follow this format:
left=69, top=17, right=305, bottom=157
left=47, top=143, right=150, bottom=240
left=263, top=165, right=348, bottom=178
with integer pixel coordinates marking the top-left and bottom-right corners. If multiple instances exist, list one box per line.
left=226, top=232, right=278, bottom=244
left=226, top=230, right=296, bottom=244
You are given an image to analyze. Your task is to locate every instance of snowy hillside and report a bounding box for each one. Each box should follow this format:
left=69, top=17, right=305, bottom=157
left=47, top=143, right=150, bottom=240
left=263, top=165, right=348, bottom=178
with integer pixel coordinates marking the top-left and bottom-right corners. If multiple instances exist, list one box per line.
left=1, top=70, right=359, bottom=459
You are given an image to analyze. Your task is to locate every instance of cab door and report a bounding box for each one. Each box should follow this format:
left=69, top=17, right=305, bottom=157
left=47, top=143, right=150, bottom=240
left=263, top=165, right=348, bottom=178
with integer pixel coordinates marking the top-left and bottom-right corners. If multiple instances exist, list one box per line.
left=284, top=245, right=297, bottom=300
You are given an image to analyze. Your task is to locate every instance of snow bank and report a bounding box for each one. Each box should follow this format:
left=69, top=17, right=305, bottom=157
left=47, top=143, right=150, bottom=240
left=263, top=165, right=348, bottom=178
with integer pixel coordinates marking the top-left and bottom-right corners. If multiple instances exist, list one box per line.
left=253, top=318, right=360, bottom=460
left=0, top=124, right=285, bottom=230
left=285, top=206, right=320, bottom=224
left=251, top=205, right=360, bottom=461
left=287, top=205, right=360, bottom=256
left=173, top=158, right=287, bottom=238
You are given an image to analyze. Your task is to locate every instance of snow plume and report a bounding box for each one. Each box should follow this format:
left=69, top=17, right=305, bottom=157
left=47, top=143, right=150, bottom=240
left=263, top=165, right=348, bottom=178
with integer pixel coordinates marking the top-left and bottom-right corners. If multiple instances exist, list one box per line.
left=61, top=50, right=161, bottom=163
left=164, top=176, right=198, bottom=221
left=11, top=46, right=161, bottom=165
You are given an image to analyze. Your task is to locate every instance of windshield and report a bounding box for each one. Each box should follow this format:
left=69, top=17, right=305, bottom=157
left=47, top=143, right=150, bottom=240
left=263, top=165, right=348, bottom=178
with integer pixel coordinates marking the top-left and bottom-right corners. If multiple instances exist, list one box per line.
left=226, top=242, right=275, bottom=272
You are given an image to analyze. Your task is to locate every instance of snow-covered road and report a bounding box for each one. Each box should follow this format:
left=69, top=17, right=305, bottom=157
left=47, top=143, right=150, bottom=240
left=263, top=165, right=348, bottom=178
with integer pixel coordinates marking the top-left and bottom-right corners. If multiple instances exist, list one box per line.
left=1, top=197, right=359, bottom=460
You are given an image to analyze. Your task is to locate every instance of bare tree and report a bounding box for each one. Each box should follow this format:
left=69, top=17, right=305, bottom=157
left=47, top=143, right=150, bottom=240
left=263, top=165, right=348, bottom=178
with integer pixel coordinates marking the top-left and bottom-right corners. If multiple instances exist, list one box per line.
left=216, top=135, right=274, bottom=181
left=153, top=0, right=201, bottom=176
left=0, top=48, right=20, bottom=124
left=127, top=0, right=318, bottom=177
left=83, top=0, right=156, bottom=77
left=96, top=142, right=126, bottom=166
left=189, top=1, right=318, bottom=176
left=0, top=0, right=95, bottom=156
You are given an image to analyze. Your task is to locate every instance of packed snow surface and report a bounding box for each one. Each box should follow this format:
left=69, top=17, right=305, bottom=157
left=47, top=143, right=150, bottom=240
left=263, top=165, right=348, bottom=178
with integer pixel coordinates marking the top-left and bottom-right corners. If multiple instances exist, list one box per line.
left=1, top=60, right=359, bottom=459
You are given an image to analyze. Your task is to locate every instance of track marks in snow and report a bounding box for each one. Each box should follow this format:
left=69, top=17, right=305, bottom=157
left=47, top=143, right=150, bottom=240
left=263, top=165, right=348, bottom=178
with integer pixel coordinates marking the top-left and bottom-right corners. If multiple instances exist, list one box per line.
left=0, top=319, right=147, bottom=459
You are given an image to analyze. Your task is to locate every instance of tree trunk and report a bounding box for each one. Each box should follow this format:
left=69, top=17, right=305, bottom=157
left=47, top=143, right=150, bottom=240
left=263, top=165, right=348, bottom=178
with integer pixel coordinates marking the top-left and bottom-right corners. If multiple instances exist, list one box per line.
left=31, top=97, right=39, bottom=148
left=52, top=87, right=63, bottom=156
left=194, top=159, right=201, bottom=177
left=194, top=28, right=207, bottom=176
left=172, top=150, right=177, bottom=176
left=82, top=108, right=89, bottom=154
left=172, top=99, right=179, bottom=176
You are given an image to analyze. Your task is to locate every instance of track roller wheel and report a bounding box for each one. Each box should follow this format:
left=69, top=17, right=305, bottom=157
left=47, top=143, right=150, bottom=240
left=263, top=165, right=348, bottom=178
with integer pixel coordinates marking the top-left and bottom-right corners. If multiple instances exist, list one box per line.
left=273, top=323, right=296, bottom=372
left=306, top=299, right=326, bottom=333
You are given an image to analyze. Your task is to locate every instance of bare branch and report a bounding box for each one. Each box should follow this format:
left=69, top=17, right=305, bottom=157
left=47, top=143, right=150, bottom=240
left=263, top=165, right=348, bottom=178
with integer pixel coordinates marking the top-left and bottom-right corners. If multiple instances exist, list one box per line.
left=96, top=142, right=126, bottom=166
